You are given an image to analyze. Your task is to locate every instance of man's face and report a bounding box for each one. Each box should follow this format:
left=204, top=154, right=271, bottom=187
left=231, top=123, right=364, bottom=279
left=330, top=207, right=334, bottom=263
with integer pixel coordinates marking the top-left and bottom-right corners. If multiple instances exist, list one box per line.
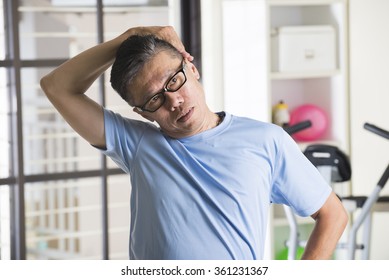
left=129, top=51, right=210, bottom=139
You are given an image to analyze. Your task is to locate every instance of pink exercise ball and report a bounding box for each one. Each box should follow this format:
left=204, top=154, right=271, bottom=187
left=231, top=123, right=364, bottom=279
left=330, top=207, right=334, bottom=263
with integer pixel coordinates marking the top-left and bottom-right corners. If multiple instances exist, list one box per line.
left=289, top=104, right=328, bottom=141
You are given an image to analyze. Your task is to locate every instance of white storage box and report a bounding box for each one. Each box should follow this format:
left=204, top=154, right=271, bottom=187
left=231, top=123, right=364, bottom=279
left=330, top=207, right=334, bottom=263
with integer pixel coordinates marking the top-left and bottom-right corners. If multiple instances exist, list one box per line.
left=272, top=25, right=336, bottom=72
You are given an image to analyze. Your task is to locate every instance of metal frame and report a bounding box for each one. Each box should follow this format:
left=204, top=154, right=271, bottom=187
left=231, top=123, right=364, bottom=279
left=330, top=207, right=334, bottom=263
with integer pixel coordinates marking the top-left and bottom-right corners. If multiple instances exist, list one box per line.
left=4, top=0, right=26, bottom=260
left=181, top=0, right=202, bottom=75
left=0, top=0, right=123, bottom=260
left=96, top=0, right=110, bottom=261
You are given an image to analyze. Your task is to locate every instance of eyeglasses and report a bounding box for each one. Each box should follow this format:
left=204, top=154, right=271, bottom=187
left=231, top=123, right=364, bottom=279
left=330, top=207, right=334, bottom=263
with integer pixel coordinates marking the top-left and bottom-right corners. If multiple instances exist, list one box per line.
left=134, top=59, right=187, bottom=113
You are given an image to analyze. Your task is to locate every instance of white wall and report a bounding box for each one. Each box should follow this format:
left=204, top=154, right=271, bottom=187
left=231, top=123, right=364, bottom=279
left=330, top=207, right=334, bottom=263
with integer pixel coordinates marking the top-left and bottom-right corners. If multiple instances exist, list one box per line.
left=201, top=0, right=225, bottom=112
left=349, top=0, right=389, bottom=259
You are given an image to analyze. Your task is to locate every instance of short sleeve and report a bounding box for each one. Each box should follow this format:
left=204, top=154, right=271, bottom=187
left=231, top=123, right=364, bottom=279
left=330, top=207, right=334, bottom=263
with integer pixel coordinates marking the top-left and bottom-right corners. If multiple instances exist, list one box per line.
left=271, top=129, right=332, bottom=217
left=99, top=109, right=150, bottom=174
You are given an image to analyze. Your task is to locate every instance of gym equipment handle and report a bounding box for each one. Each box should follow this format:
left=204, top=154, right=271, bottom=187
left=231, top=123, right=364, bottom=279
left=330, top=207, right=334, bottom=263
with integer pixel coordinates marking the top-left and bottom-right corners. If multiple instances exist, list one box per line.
left=364, top=123, right=389, bottom=140
left=284, top=120, right=312, bottom=136
left=377, top=165, right=389, bottom=189
left=364, top=123, right=389, bottom=189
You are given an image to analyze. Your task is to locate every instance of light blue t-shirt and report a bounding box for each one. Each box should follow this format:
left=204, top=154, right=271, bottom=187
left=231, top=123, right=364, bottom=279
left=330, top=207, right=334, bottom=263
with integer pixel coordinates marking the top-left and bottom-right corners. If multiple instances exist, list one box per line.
left=101, top=109, right=331, bottom=260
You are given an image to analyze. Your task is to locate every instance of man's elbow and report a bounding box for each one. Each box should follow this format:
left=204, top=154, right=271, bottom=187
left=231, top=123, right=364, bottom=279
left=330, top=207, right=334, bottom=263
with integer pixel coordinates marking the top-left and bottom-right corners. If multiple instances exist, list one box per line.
left=329, top=200, right=349, bottom=238
left=40, top=74, right=52, bottom=97
left=313, top=193, right=349, bottom=233
left=40, top=72, right=62, bottom=103
left=339, top=204, right=349, bottom=231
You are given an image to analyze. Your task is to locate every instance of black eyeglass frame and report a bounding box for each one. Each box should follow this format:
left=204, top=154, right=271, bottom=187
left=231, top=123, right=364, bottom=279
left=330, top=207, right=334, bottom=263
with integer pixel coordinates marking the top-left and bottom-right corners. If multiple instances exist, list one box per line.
left=134, top=59, right=187, bottom=113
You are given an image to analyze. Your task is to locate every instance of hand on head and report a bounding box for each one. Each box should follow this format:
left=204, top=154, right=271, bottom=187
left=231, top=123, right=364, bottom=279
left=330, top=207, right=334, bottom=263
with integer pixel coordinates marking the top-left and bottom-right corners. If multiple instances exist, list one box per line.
left=127, top=26, right=194, bottom=62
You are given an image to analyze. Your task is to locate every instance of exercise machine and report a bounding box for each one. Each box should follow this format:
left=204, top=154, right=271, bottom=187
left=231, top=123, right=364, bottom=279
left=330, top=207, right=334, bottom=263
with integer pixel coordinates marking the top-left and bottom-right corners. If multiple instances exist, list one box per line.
left=282, top=120, right=312, bottom=259
left=341, top=123, right=389, bottom=259
left=283, top=122, right=389, bottom=259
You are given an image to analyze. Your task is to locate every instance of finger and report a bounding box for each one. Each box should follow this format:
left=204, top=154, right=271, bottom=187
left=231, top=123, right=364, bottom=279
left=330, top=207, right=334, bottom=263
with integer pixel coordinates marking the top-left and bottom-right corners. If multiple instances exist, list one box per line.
left=182, top=52, right=194, bottom=62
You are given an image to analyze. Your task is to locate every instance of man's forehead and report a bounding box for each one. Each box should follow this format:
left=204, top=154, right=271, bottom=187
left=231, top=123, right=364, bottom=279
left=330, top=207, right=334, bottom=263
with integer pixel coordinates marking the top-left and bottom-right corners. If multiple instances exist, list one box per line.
left=130, top=54, right=182, bottom=102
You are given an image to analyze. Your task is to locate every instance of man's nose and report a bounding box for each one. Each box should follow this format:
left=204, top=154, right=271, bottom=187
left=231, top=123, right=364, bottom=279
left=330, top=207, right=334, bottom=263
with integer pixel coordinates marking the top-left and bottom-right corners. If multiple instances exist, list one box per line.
left=164, top=91, right=184, bottom=111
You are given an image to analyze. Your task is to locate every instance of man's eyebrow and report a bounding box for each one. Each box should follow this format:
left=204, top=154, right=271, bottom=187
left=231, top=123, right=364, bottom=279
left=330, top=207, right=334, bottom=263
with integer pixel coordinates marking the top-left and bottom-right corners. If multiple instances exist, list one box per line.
left=141, top=69, right=175, bottom=102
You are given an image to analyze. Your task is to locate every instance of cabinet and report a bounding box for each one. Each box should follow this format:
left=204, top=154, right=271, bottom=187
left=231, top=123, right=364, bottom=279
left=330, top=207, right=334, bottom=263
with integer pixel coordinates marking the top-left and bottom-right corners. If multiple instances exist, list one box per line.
left=221, top=0, right=349, bottom=259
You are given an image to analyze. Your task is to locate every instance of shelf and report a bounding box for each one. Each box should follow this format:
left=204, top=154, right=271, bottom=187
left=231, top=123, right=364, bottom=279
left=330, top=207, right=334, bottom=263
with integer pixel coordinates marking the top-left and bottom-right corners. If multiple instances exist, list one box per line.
left=271, top=69, right=341, bottom=80
left=268, top=0, right=346, bottom=6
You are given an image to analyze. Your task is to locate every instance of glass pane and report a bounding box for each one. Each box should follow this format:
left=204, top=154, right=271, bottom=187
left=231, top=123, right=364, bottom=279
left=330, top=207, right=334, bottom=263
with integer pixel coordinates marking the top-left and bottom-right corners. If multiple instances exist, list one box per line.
left=0, top=185, right=11, bottom=260
left=21, top=68, right=101, bottom=175
left=0, top=0, right=5, bottom=60
left=0, top=68, right=10, bottom=179
left=108, top=174, right=131, bottom=259
left=25, top=177, right=103, bottom=260
left=19, top=0, right=97, bottom=60
left=102, top=1, right=170, bottom=42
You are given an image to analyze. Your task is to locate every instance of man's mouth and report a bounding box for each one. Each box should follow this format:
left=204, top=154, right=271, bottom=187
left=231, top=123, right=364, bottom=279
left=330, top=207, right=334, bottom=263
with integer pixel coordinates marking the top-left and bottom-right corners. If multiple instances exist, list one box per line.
left=177, top=107, right=194, bottom=122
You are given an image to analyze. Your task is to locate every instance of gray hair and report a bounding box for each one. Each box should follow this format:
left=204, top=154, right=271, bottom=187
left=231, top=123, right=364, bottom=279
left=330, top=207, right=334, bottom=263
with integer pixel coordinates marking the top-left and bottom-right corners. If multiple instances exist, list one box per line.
left=110, top=34, right=181, bottom=106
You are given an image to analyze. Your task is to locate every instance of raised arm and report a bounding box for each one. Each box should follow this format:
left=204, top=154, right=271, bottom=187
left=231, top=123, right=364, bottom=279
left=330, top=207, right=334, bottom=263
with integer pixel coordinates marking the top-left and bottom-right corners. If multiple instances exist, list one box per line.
left=40, top=26, right=191, bottom=149
left=301, top=191, right=348, bottom=259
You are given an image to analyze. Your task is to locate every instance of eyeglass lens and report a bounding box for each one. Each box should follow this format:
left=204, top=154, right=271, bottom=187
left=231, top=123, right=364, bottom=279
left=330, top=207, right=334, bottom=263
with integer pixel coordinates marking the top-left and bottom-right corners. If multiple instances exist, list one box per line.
left=143, top=70, right=186, bottom=112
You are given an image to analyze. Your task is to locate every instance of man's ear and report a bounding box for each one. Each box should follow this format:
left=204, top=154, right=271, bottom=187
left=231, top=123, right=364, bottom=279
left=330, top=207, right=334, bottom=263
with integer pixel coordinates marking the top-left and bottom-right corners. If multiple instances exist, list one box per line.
left=133, top=107, right=155, bottom=122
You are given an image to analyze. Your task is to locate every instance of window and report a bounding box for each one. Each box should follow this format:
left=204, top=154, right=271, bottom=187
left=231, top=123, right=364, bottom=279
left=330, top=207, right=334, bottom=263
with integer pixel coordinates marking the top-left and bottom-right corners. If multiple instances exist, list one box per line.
left=0, top=0, right=179, bottom=260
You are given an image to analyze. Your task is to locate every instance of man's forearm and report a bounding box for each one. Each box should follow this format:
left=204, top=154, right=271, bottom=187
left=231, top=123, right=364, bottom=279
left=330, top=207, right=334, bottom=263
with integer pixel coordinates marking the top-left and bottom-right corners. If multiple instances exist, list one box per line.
left=42, top=26, right=191, bottom=98
left=42, top=29, right=132, bottom=97
left=301, top=192, right=348, bottom=260
left=301, top=218, right=345, bottom=259
left=39, top=26, right=190, bottom=148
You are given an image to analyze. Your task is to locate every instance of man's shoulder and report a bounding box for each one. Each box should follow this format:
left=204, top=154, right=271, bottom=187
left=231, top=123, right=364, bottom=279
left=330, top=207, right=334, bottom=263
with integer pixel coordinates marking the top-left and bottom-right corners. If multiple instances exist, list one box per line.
left=228, top=112, right=282, bottom=133
left=104, top=108, right=157, bottom=128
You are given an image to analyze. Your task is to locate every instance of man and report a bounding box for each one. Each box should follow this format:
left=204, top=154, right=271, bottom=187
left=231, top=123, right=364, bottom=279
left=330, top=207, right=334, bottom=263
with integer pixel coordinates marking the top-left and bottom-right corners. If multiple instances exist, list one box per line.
left=40, top=26, right=347, bottom=260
